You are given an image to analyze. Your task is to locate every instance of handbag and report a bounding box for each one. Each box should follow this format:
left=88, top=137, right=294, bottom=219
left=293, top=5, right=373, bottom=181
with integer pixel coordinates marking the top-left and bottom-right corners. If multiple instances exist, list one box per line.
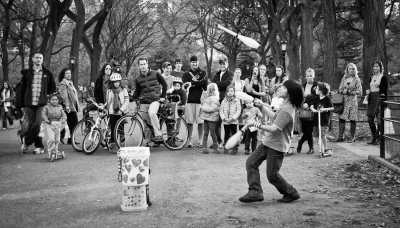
left=298, top=108, right=314, bottom=121
left=331, top=93, right=344, bottom=105
left=333, top=104, right=344, bottom=114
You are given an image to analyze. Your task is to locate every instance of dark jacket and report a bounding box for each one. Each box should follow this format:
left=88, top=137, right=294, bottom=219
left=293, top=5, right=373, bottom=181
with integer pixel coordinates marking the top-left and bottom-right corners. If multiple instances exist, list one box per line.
left=132, top=70, right=167, bottom=104
left=18, top=66, right=56, bottom=107
left=212, top=70, right=233, bottom=102
left=169, top=88, right=187, bottom=106
left=94, top=77, right=108, bottom=104
left=182, top=68, right=207, bottom=104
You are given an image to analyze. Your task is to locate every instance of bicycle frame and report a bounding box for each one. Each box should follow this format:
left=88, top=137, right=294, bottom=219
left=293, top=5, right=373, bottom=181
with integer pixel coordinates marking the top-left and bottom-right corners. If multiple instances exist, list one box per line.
left=86, top=105, right=109, bottom=141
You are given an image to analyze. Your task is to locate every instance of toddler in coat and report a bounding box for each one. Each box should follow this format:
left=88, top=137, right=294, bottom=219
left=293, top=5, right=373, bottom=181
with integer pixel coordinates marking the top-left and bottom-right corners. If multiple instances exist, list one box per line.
left=200, top=83, right=220, bottom=154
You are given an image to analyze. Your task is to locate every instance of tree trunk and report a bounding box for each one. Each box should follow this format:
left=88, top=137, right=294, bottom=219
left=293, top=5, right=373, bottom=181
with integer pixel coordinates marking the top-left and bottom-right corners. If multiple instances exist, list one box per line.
left=0, top=0, right=14, bottom=82
left=300, top=0, right=313, bottom=79
left=363, top=0, right=386, bottom=86
left=322, top=0, right=338, bottom=87
left=70, top=0, right=85, bottom=86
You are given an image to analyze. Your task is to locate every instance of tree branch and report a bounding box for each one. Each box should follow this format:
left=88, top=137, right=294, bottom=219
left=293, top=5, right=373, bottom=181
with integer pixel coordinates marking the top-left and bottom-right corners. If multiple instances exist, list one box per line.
left=51, top=45, right=71, bottom=55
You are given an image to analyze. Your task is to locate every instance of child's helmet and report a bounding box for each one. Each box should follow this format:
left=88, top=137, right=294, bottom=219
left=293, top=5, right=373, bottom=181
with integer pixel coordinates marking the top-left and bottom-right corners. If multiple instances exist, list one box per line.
left=110, top=73, right=122, bottom=81
left=172, top=77, right=183, bottom=85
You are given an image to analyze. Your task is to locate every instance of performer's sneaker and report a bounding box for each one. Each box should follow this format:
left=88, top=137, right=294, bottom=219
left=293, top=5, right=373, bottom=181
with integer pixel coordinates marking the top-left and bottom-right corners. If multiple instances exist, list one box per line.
left=21, top=141, right=28, bottom=154
left=277, top=193, right=300, bottom=203
left=239, top=191, right=264, bottom=203
left=33, top=148, right=41, bottom=155
left=187, top=140, right=193, bottom=148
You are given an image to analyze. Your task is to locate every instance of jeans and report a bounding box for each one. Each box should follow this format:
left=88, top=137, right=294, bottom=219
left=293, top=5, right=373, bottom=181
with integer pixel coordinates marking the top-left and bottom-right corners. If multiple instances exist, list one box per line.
left=24, top=106, right=44, bottom=148
left=215, top=118, right=222, bottom=144
left=109, top=114, right=122, bottom=143
left=246, top=144, right=298, bottom=196
left=1, top=107, right=14, bottom=128
left=223, top=124, right=238, bottom=144
left=202, top=120, right=218, bottom=148
left=244, top=129, right=258, bottom=151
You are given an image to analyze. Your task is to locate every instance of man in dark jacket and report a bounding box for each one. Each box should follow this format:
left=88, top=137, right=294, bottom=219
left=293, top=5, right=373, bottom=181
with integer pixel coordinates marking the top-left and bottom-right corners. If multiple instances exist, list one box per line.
left=182, top=55, right=208, bottom=148
left=18, top=53, right=56, bottom=154
left=212, top=58, right=233, bottom=147
left=132, top=57, right=167, bottom=144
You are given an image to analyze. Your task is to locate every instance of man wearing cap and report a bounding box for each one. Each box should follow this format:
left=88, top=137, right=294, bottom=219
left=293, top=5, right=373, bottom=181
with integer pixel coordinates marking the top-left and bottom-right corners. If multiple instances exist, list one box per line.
left=132, top=57, right=168, bottom=143
left=182, top=55, right=208, bottom=148
left=171, top=59, right=184, bottom=79
left=212, top=57, right=233, bottom=147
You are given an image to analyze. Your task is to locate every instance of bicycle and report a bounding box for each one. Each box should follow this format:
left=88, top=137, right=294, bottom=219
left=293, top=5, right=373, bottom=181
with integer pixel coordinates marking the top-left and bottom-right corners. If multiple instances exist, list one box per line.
left=71, top=97, right=96, bottom=152
left=114, top=95, right=189, bottom=150
left=81, top=101, right=113, bottom=154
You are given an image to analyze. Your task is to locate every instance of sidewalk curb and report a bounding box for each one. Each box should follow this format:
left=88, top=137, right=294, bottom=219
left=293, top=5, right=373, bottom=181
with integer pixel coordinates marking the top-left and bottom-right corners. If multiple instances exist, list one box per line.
left=368, top=155, right=400, bottom=174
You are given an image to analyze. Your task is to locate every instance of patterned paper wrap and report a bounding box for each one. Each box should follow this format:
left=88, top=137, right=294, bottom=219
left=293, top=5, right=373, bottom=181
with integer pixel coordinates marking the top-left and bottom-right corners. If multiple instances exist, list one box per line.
left=118, top=147, right=150, bottom=186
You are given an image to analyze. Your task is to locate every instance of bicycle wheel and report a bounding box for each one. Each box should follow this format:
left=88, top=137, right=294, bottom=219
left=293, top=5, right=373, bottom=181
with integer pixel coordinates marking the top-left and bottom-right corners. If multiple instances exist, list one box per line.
left=160, top=116, right=188, bottom=150
left=114, top=115, right=144, bottom=148
left=71, top=118, right=95, bottom=152
left=82, top=128, right=102, bottom=154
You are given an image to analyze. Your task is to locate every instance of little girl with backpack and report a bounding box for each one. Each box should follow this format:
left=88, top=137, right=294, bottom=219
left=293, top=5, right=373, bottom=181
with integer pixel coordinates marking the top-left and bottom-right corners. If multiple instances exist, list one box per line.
left=220, top=86, right=241, bottom=155
left=200, top=83, right=220, bottom=154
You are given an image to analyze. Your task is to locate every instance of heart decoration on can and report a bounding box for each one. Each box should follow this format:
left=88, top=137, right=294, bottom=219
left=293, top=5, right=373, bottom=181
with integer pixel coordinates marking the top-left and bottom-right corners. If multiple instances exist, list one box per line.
left=132, top=159, right=141, bottom=167
left=137, top=174, right=146, bottom=184
left=122, top=174, right=128, bottom=183
left=143, top=158, right=149, bottom=167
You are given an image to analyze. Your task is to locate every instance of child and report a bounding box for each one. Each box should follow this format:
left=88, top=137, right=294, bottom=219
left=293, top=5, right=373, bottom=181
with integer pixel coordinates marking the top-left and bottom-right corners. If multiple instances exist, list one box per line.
left=41, top=94, right=67, bottom=157
left=239, top=80, right=303, bottom=204
left=241, top=99, right=262, bottom=155
left=220, top=86, right=241, bottom=155
left=310, top=82, right=333, bottom=154
left=105, top=73, right=129, bottom=150
left=200, top=83, right=220, bottom=154
left=168, top=78, right=187, bottom=106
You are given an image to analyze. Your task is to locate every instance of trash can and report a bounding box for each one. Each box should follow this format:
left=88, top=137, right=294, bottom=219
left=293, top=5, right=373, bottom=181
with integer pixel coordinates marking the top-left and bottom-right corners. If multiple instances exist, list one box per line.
left=117, top=147, right=150, bottom=211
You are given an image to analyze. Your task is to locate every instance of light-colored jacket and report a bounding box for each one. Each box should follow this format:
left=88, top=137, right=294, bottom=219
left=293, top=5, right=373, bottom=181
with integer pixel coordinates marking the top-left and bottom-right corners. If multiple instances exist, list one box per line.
left=220, top=97, right=241, bottom=125
left=200, top=95, right=220, bottom=122
left=105, top=88, right=129, bottom=115
left=59, top=79, right=80, bottom=112
left=42, top=104, right=67, bottom=123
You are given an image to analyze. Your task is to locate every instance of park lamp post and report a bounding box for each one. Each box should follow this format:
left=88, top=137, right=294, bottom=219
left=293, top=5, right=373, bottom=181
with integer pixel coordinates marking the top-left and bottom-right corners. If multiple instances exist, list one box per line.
left=280, top=40, right=287, bottom=72
left=69, top=56, right=76, bottom=85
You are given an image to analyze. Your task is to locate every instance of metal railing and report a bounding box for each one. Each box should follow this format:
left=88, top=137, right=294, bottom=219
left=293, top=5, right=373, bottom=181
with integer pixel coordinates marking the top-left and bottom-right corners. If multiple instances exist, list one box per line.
left=380, top=97, right=400, bottom=158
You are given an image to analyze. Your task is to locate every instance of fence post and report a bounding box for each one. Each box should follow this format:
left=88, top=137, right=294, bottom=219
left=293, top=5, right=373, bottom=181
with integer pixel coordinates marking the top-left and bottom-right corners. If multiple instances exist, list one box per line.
left=380, top=95, right=386, bottom=158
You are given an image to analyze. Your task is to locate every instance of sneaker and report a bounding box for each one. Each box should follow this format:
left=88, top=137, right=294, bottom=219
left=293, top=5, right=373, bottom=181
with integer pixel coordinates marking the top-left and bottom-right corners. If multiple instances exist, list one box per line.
left=197, top=141, right=202, bottom=148
left=153, top=142, right=161, bottom=147
left=202, top=148, right=209, bottom=154
left=2, top=128, right=6, bottom=130
left=239, top=191, right=264, bottom=203
left=40, top=148, right=45, bottom=154
left=218, top=143, right=223, bottom=149
left=9, top=125, right=14, bottom=129
left=33, top=148, right=41, bottom=154
left=307, top=149, right=314, bottom=154
left=277, top=193, right=300, bottom=203
left=231, top=147, right=238, bottom=155
left=187, top=140, right=193, bottom=148
left=223, top=148, right=229, bottom=154
left=244, top=150, right=250, bottom=155
left=152, top=136, right=163, bottom=142
left=175, top=136, right=184, bottom=143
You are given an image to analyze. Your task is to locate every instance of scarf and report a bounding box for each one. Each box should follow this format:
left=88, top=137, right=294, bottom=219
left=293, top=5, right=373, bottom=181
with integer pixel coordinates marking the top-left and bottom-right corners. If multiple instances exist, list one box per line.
left=112, top=87, right=122, bottom=112
left=226, top=95, right=234, bottom=102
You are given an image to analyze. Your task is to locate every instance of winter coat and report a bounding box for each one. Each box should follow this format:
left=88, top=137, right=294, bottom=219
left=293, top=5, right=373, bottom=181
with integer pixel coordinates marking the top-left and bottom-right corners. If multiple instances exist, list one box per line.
left=219, top=97, right=241, bottom=125
left=212, top=70, right=233, bottom=102
left=132, top=70, right=167, bottom=104
left=18, top=66, right=56, bottom=107
left=42, top=104, right=67, bottom=123
left=105, top=88, right=129, bottom=115
left=200, top=95, right=220, bottom=122
left=59, top=79, right=80, bottom=112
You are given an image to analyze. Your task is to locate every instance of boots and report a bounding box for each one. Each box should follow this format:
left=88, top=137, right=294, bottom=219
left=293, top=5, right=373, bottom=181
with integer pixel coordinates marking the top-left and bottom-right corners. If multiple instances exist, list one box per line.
left=367, top=117, right=379, bottom=145
left=332, top=119, right=345, bottom=142
left=347, top=121, right=357, bottom=143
